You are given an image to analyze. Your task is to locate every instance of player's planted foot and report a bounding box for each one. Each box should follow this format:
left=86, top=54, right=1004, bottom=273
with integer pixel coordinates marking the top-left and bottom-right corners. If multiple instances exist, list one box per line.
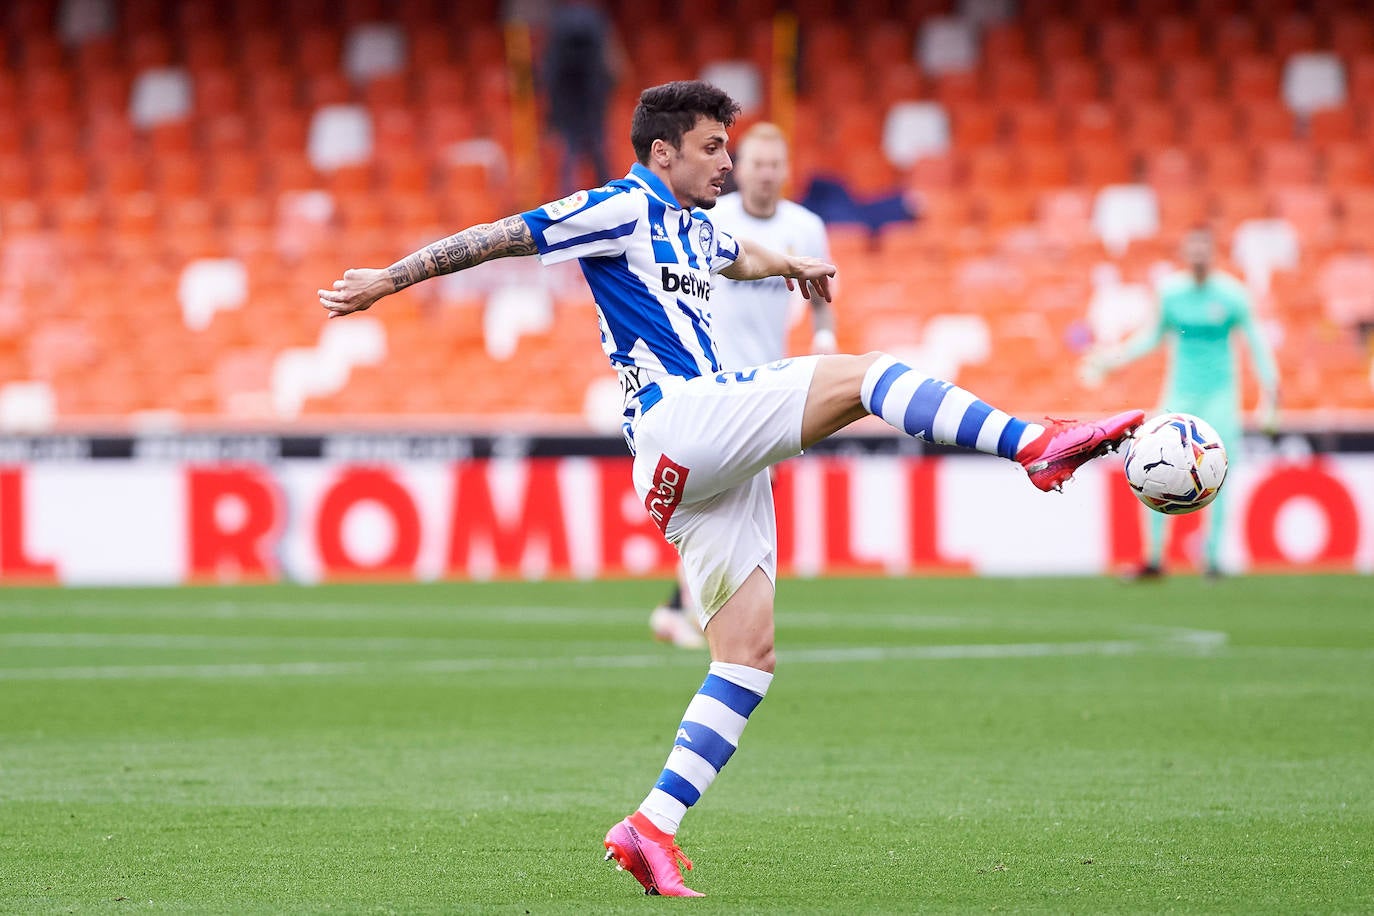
left=1017, top=410, right=1146, bottom=492
left=649, top=605, right=706, bottom=649
left=604, top=813, right=703, bottom=897
left=1123, top=562, right=1164, bottom=581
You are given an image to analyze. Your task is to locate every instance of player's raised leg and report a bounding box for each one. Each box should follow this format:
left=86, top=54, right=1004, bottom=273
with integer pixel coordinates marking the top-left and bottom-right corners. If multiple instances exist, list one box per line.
left=802, top=353, right=1145, bottom=492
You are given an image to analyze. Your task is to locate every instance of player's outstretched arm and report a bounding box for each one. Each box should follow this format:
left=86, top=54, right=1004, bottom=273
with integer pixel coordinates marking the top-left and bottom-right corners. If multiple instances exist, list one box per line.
left=318, top=215, right=537, bottom=318
left=722, top=237, right=836, bottom=303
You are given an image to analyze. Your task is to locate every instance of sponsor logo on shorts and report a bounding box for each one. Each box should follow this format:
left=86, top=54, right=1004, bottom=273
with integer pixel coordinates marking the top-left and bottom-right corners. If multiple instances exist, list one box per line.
left=645, top=454, right=689, bottom=533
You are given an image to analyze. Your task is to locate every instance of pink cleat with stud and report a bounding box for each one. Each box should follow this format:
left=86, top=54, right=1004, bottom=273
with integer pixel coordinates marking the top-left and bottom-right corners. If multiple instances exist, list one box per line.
left=603, top=813, right=703, bottom=897
left=1017, top=410, right=1146, bottom=492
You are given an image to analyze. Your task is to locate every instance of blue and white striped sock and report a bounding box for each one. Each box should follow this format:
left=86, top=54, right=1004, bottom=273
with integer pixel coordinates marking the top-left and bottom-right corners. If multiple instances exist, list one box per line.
left=861, top=355, right=1044, bottom=460
left=637, top=661, right=773, bottom=836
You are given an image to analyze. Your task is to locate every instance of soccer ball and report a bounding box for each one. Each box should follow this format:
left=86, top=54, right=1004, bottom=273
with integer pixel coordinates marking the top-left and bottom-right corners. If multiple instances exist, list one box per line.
left=1123, top=413, right=1228, bottom=515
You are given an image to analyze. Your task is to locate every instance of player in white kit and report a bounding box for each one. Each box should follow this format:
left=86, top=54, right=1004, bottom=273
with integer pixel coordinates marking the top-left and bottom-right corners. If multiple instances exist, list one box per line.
left=319, top=81, right=1143, bottom=897
left=650, top=122, right=836, bottom=649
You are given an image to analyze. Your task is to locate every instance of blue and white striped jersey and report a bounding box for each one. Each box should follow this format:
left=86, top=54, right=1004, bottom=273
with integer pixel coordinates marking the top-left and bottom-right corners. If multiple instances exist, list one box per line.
left=520, top=163, right=741, bottom=386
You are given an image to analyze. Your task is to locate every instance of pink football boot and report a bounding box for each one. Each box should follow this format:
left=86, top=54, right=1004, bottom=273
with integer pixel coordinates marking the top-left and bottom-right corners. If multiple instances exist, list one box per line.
left=603, top=813, right=703, bottom=897
left=1017, top=411, right=1146, bottom=492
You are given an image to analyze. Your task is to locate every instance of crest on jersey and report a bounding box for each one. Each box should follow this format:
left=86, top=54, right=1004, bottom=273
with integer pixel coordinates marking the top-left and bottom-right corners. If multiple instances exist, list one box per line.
left=699, top=219, right=714, bottom=255
left=543, top=190, right=589, bottom=220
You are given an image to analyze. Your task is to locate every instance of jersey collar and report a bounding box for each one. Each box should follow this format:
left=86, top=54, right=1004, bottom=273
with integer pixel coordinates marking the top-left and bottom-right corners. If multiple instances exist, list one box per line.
left=627, top=163, right=681, bottom=210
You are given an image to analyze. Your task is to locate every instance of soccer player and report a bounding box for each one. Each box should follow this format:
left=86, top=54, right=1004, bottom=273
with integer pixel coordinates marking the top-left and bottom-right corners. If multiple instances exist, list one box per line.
left=1082, top=224, right=1279, bottom=578
left=649, top=121, right=836, bottom=650
left=319, top=81, right=1143, bottom=897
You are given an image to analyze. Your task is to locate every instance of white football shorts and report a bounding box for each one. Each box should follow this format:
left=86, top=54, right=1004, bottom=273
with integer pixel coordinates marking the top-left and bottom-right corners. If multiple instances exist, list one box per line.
left=629, top=356, right=820, bottom=624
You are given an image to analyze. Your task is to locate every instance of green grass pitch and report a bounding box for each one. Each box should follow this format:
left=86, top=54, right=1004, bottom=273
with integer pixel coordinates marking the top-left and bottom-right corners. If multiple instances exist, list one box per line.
left=2, top=575, right=1371, bottom=914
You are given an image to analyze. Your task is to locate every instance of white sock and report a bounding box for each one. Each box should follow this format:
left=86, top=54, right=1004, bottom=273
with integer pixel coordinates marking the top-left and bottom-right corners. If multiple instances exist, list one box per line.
left=637, top=662, right=773, bottom=835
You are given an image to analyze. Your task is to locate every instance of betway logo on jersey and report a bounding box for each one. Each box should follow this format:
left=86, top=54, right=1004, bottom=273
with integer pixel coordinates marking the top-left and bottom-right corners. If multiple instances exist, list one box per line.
left=661, top=267, right=711, bottom=300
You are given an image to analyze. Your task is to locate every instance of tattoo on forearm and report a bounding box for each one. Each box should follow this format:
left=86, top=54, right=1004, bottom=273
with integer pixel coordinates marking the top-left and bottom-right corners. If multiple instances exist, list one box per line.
left=386, top=216, right=536, bottom=291
left=387, top=260, right=422, bottom=290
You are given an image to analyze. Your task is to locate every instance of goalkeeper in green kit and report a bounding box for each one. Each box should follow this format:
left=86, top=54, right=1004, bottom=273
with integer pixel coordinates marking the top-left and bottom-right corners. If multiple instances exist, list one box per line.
left=1083, top=225, right=1280, bottom=577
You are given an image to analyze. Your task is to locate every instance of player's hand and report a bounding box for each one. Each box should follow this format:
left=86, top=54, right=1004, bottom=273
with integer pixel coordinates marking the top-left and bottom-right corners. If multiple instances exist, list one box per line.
left=783, top=257, right=836, bottom=302
left=317, top=267, right=393, bottom=318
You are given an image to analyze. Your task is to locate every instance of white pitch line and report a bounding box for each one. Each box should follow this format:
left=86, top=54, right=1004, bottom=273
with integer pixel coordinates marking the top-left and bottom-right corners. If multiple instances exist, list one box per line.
left=0, top=621, right=1230, bottom=653
left=0, top=633, right=514, bottom=651
left=0, top=633, right=1233, bottom=681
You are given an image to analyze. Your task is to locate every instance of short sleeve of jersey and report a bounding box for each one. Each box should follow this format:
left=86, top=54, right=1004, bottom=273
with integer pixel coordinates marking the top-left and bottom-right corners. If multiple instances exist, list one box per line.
left=708, top=222, right=740, bottom=274
left=520, top=188, right=640, bottom=266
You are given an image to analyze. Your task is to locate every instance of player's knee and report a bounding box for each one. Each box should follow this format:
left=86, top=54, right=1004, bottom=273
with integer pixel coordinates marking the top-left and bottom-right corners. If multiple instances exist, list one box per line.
left=732, top=643, right=775, bottom=674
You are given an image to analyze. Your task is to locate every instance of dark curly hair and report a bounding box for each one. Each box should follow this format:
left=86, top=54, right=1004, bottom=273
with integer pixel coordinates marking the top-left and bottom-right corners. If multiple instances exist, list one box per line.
left=630, top=81, right=741, bottom=164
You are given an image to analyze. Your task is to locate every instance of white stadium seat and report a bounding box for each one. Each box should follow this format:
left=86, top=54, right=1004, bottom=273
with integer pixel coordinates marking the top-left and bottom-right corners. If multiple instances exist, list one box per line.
left=1281, top=52, right=1346, bottom=117
left=307, top=104, right=375, bottom=171
left=916, top=17, right=980, bottom=75
left=129, top=67, right=192, bottom=128
left=882, top=101, right=952, bottom=168
left=344, top=22, right=408, bottom=83
left=1091, top=185, right=1160, bottom=256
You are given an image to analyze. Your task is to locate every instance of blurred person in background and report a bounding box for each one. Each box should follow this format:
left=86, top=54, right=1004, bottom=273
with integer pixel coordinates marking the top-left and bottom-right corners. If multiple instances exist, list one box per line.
left=320, top=80, right=1143, bottom=897
left=541, top=0, right=620, bottom=192
left=650, top=122, right=836, bottom=650
left=1082, top=224, right=1280, bottom=578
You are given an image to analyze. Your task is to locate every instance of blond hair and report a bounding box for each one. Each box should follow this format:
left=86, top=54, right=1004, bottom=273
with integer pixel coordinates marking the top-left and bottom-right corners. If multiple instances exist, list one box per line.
left=736, top=122, right=788, bottom=158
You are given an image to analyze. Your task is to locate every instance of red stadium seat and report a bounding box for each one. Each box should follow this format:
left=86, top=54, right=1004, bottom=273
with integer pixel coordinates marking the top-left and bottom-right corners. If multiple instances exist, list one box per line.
left=0, top=155, right=34, bottom=202
left=1037, top=18, right=1088, bottom=60
left=1179, top=100, right=1239, bottom=147
left=1228, top=55, right=1282, bottom=102
left=1004, top=103, right=1060, bottom=145
left=1018, top=145, right=1073, bottom=190
left=1064, top=103, right=1118, bottom=146
left=1106, top=59, right=1162, bottom=103
left=981, top=21, right=1028, bottom=61
left=1143, top=146, right=1198, bottom=190
left=1307, top=107, right=1358, bottom=145
left=1323, top=144, right=1374, bottom=189
left=1241, top=100, right=1296, bottom=144
left=98, top=155, right=150, bottom=199
left=1326, top=13, right=1374, bottom=63
left=907, top=153, right=958, bottom=191
left=1074, top=143, right=1136, bottom=188
left=1271, top=186, right=1335, bottom=243
left=1167, top=58, right=1219, bottom=100
left=1258, top=143, right=1318, bottom=186
left=1153, top=17, right=1203, bottom=62
left=984, top=59, right=1042, bottom=105
left=966, top=148, right=1019, bottom=189
left=1047, top=59, right=1100, bottom=106
left=1096, top=18, right=1146, bottom=61
left=1270, top=14, right=1319, bottom=59
left=1199, top=144, right=1255, bottom=190
left=930, top=71, right=981, bottom=108
left=1121, top=102, right=1178, bottom=151
left=950, top=103, right=1000, bottom=150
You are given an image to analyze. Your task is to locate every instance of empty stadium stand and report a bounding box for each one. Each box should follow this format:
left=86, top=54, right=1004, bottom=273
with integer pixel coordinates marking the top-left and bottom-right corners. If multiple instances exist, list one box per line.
left=0, top=0, right=1370, bottom=432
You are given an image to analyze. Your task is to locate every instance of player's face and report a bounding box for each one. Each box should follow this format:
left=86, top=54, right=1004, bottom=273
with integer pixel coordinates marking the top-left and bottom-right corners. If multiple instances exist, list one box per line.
left=664, top=117, right=732, bottom=209
left=735, top=137, right=788, bottom=206
left=1182, top=230, right=1214, bottom=271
